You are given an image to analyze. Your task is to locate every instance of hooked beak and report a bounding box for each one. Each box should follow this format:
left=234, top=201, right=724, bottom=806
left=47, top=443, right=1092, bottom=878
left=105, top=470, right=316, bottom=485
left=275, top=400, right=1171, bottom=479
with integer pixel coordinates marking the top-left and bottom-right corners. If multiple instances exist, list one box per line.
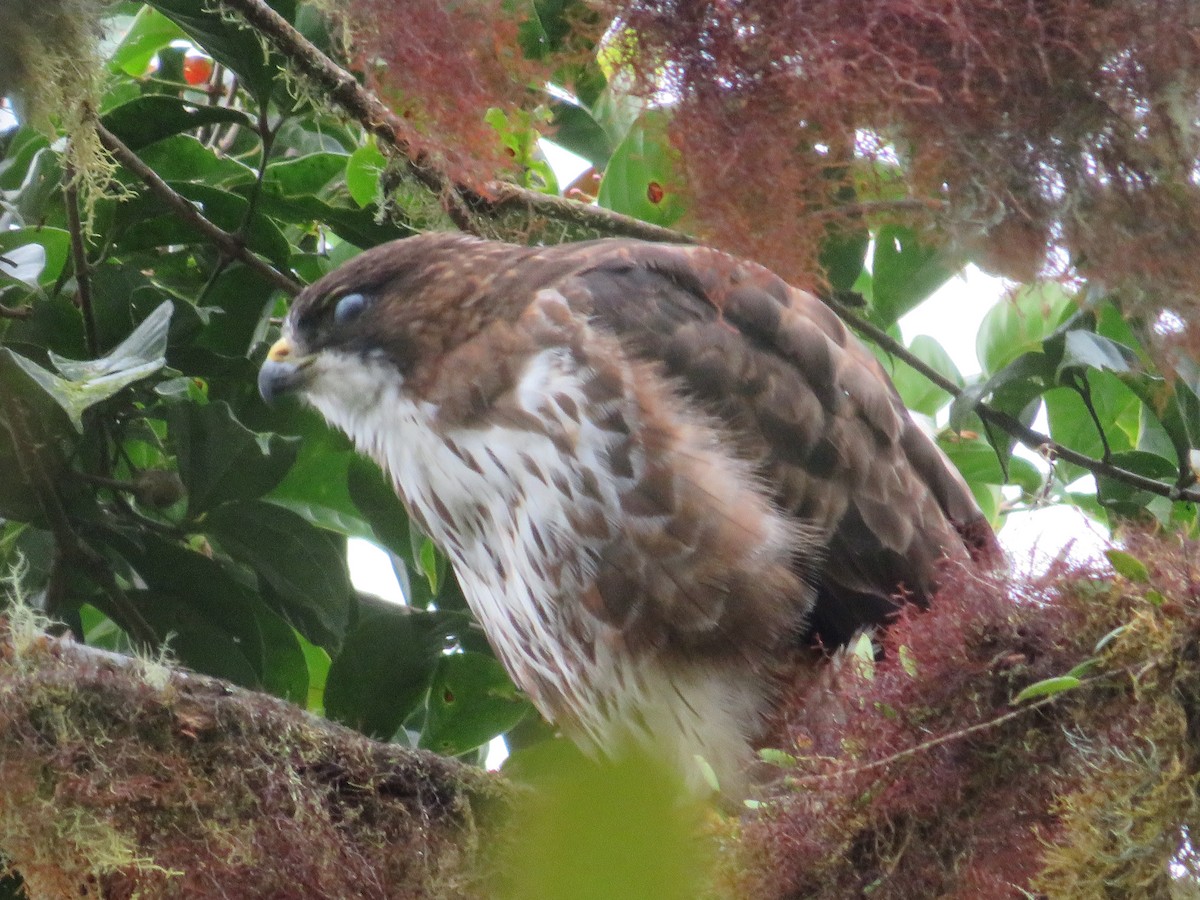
left=258, top=337, right=311, bottom=406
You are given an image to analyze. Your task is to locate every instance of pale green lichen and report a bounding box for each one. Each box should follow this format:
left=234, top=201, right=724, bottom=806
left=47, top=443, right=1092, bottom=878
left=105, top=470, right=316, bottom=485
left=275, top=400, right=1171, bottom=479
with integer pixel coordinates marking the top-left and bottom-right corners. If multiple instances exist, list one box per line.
left=0, top=0, right=125, bottom=230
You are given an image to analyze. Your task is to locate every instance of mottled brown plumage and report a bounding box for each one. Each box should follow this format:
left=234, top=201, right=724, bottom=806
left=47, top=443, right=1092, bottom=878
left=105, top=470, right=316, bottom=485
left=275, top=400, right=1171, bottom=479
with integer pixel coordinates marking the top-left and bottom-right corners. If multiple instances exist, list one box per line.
left=259, top=233, right=996, bottom=794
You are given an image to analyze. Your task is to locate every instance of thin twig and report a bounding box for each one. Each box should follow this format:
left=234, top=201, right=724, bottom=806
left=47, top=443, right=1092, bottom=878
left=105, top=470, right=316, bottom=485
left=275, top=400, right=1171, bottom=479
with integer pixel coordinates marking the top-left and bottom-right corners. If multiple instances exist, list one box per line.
left=93, top=121, right=302, bottom=296
left=62, top=158, right=99, bottom=357
left=219, top=0, right=696, bottom=245
left=0, top=304, right=32, bottom=320
left=821, top=294, right=1200, bottom=505
left=789, top=693, right=1062, bottom=785
left=788, top=663, right=1133, bottom=786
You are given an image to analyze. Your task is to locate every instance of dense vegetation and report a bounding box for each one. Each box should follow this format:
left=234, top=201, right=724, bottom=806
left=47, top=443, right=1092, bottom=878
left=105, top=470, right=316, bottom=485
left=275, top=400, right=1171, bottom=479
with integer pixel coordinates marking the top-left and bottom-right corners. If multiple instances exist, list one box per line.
left=2, top=1, right=1200, bottom=896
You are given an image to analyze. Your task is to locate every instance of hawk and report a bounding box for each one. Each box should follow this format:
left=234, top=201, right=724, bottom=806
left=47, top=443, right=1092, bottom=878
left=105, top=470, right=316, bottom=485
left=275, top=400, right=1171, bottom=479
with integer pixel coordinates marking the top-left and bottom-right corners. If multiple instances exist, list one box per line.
left=258, top=234, right=996, bottom=794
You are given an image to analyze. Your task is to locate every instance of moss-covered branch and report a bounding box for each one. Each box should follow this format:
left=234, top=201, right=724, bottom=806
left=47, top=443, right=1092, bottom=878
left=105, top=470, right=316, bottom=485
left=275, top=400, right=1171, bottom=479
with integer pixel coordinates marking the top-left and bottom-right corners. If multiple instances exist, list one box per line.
left=217, top=0, right=694, bottom=246
left=0, top=611, right=509, bottom=898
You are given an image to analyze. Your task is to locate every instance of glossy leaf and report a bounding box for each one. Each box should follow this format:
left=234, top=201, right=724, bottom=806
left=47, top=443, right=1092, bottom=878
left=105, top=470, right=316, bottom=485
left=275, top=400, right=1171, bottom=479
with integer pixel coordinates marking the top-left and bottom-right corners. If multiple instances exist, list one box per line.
left=346, top=143, right=386, bottom=207
left=109, top=6, right=187, bottom=76
left=1013, top=675, right=1081, bottom=704
left=819, top=226, right=870, bottom=294
left=420, top=652, right=531, bottom=756
left=1105, top=549, right=1150, bottom=583
left=549, top=101, right=613, bottom=168
left=888, top=335, right=962, bottom=416
left=169, top=401, right=299, bottom=516
left=346, top=454, right=413, bottom=563
left=136, top=135, right=257, bottom=187
left=976, top=283, right=1074, bottom=375
left=119, top=181, right=292, bottom=266
left=1043, top=374, right=1141, bottom=483
left=869, top=226, right=956, bottom=328
left=205, top=500, right=354, bottom=650
left=3, top=302, right=172, bottom=431
left=0, top=228, right=70, bottom=286
left=324, top=608, right=468, bottom=739
left=1095, top=450, right=1178, bottom=515
left=597, top=111, right=685, bottom=227
left=1057, top=330, right=1138, bottom=378
left=101, top=96, right=252, bottom=151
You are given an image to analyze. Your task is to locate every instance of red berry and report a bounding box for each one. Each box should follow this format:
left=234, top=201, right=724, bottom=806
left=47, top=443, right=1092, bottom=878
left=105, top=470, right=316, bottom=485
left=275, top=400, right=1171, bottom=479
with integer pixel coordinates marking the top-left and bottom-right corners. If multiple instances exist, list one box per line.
left=646, top=181, right=665, bottom=204
left=183, top=54, right=214, bottom=86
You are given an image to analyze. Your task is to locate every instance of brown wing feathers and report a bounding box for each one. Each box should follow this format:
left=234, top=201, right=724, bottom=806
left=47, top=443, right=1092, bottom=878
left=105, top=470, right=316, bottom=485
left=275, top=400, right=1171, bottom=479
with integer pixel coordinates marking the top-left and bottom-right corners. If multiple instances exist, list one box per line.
left=542, top=239, right=992, bottom=645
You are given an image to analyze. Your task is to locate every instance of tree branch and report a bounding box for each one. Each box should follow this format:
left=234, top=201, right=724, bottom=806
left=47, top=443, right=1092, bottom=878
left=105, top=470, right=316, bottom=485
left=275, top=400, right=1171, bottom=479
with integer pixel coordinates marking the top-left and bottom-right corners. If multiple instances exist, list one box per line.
left=821, top=294, right=1200, bottom=505
left=218, top=0, right=696, bottom=245
left=0, top=621, right=506, bottom=898
left=93, top=122, right=303, bottom=296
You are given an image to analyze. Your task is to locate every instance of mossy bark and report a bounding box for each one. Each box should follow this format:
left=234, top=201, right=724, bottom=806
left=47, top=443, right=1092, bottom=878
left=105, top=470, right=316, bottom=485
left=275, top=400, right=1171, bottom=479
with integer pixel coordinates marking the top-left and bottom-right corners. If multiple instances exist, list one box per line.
left=0, top=620, right=510, bottom=899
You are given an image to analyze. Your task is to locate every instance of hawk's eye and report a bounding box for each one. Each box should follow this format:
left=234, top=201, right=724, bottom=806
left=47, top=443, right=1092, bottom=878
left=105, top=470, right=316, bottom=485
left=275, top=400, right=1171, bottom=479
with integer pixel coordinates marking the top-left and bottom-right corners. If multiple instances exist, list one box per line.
left=333, top=292, right=368, bottom=326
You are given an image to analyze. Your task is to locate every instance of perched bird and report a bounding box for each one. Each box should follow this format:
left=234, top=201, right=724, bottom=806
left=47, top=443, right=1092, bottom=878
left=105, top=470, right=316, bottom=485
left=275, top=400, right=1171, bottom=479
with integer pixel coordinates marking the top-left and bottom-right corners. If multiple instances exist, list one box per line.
left=258, top=234, right=995, bottom=794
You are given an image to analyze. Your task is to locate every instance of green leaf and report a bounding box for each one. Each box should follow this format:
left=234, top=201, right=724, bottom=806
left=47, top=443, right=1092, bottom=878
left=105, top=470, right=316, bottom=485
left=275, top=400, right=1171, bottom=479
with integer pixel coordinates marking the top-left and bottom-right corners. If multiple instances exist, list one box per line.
left=758, top=748, right=798, bottom=769
left=48, top=299, right=172, bottom=381
left=421, top=652, right=531, bottom=756
left=206, top=500, right=354, bottom=650
left=136, top=135, right=257, bottom=187
left=192, top=263, right=278, bottom=358
left=119, top=181, right=291, bottom=267
left=249, top=606, right=309, bottom=705
left=1013, top=675, right=1081, bottom=704
left=938, top=436, right=1006, bottom=486
left=0, top=227, right=70, bottom=286
left=819, top=226, right=870, bottom=294
left=264, top=153, right=346, bottom=198
left=96, top=529, right=274, bottom=687
left=2, top=146, right=62, bottom=224
left=109, top=6, right=187, bottom=76
left=888, top=335, right=962, bottom=416
left=869, top=226, right=957, bottom=329
left=299, top=635, right=332, bottom=713
left=147, top=0, right=290, bottom=103
left=3, top=302, right=172, bottom=431
left=346, top=455, right=413, bottom=562
left=136, top=590, right=262, bottom=688
left=548, top=101, right=613, bottom=168
left=898, top=644, right=919, bottom=678
left=324, top=608, right=466, bottom=739
left=1096, top=450, right=1177, bottom=514
left=1105, top=549, right=1150, bottom=583
left=250, top=184, right=411, bottom=249
left=169, top=401, right=299, bottom=516
left=1058, top=330, right=1139, bottom=377
left=346, top=143, right=386, bottom=207
left=100, top=95, right=252, bottom=151
left=1043, top=373, right=1140, bottom=483
left=1006, top=456, right=1046, bottom=495
left=597, top=110, right=685, bottom=227
left=976, top=283, right=1074, bottom=375
left=0, top=350, right=75, bottom=523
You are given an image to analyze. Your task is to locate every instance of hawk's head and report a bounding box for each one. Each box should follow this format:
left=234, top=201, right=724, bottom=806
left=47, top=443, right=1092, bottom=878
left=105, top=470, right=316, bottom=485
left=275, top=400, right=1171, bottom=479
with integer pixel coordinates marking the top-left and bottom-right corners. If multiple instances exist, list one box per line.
left=259, top=234, right=523, bottom=411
